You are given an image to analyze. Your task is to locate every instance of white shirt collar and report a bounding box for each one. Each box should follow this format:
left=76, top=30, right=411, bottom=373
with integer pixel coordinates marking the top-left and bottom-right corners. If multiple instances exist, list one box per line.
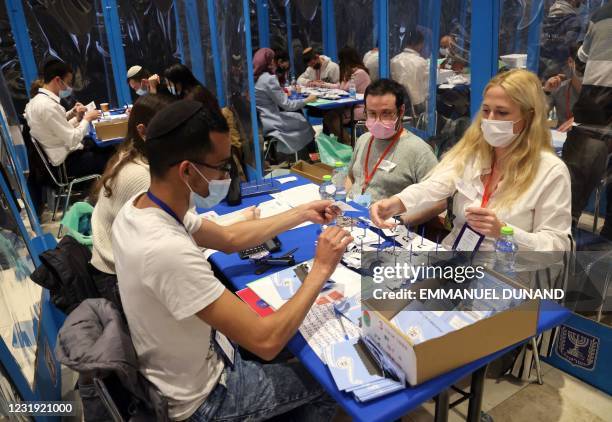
left=38, top=88, right=60, bottom=103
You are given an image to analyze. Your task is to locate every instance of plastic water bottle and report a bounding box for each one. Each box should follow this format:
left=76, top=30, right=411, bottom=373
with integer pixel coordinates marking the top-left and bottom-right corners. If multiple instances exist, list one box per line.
left=332, top=161, right=348, bottom=202
left=319, top=175, right=336, bottom=200
left=348, top=76, right=357, bottom=99
left=495, top=226, right=518, bottom=273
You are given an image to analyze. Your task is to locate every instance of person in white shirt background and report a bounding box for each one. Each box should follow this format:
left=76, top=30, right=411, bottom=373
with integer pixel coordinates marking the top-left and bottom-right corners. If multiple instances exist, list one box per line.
left=24, top=60, right=111, bottom=178
left=297, top=47, right=340, bottom=86
left=390, top=29, right=429, bottom=115
left=363, top=47, right=379, bottom=82
left=89, top=93, right=176, bottom=306
left=370, top=69, right=572, bottom=252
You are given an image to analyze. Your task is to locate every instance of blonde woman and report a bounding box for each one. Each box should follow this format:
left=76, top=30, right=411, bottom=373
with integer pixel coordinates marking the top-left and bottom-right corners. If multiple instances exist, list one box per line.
left=370, top=69, right=571, bottom=251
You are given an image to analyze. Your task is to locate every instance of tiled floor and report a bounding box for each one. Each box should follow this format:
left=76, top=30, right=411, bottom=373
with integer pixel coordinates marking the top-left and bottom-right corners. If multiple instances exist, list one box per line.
left=334, top=362, right=612, bottom=421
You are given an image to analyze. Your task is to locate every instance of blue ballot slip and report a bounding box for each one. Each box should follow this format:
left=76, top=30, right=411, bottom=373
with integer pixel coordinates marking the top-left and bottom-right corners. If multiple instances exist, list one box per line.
left=272, top=266, right=335, bottom=300
left=325, top=338, right=386, bottom=391
left=324, top=337, right=405, bottom=402
left=333, top=295, right=362, bottom=327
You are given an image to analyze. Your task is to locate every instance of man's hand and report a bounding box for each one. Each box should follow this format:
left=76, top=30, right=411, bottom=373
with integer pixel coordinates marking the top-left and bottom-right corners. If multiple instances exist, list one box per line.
left=298, top=200, right=341, bottom=224
left=307, top=80, right=323, bottom=88
left=305, top=94, right=318, bottom=103
left=465, top=207, right=504, bottom=238
left=84, top=109, right=101, bottom=122
left=543, top=74, right=566, bottom=92
left=557, top=117, right=574, bottom=132
left=75, top=103, right=87, bottom=120
left=311, top=226, right=353, bottom=281
left=370, top=197, right=405, bottom=228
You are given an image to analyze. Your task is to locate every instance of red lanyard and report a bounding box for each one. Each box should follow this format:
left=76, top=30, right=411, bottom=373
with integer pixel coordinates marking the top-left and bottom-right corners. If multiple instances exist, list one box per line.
left=481, top=170, right=498, bottom=208
left=565, top=84, right=573, bottom=121
left=362, top=130, right=402, bottom=193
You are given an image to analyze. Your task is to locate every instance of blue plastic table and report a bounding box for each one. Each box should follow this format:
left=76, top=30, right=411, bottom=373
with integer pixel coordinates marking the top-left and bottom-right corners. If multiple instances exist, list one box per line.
left=206, top=175, right=571, bottom=422
left=305, top=96, right=364, bottom=145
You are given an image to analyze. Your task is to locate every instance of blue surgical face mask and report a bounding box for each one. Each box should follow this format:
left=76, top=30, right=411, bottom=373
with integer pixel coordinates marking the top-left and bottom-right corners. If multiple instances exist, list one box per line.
left=185, top=163, right=231, bottom=209
left=136, top=87, right=148, bottom=96
left=59, top=80, right=73, bottom=98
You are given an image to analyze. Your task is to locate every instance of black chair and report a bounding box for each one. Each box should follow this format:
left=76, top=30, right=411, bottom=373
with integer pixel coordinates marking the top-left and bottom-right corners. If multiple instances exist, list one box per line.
left=29, top=137, right=100, bottom=231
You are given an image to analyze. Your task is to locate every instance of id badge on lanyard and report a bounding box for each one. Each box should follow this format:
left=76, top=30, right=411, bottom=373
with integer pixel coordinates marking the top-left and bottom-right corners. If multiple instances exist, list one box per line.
left=452, top=174, right=495, bottom=255
left=213, top=330, right=235, bottom=368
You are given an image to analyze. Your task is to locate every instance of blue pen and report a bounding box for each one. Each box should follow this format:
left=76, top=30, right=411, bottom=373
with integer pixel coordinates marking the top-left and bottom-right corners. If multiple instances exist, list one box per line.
left=420, top=225, right=426, bottom=245
left=334, top=306, right=350, bottom=340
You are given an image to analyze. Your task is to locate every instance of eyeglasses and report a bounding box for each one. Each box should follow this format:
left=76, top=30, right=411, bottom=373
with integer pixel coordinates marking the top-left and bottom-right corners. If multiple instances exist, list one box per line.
left=364, top=109, right=399, bottom=122
left=191, top=160, right=232, bottom=175
left=170, top=159, right=232, bottom=175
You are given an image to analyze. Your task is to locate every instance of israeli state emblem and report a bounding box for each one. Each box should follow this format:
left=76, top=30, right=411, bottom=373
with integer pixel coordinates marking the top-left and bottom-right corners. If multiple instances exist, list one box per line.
left=556, top=325, right=599, bottom=371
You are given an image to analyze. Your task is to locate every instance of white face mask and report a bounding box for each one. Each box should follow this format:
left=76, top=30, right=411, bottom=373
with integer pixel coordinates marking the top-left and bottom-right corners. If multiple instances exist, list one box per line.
left=184, top=163, right=231, bottom=209
left=480, top=118, right=522, bottom=148
left=135, top=87, right=148, bottom=96
left=439, top=48, right=449, bottom=57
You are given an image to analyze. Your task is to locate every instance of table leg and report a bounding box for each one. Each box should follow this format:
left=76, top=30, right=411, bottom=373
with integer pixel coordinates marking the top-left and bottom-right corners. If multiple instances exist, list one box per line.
left=467, top=365, right=487, bottom=422
left=434, top=389, right=450, bottom=422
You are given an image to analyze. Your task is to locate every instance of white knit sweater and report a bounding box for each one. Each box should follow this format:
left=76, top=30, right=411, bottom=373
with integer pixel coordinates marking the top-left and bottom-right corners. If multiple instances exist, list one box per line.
left=91, top=159, right=150, bottom=274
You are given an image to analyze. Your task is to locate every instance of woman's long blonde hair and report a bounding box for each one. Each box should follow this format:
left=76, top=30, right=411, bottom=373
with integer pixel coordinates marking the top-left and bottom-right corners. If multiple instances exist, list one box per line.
left=439, top=69, right=553, bottom=210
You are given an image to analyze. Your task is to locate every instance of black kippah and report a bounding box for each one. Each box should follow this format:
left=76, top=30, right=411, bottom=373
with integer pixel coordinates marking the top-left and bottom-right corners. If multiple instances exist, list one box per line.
left=146, top=99, right=203, bottom=140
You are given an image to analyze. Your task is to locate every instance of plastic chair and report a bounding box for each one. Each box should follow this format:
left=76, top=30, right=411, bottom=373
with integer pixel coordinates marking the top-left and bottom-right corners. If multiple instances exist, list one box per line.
left=30, top=137, right=100, bottom=226
left=592, top=153, right=612, bottom=232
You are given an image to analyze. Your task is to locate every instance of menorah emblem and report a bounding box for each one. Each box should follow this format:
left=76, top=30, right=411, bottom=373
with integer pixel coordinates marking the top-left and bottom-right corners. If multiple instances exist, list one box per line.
left=556, top=325, right=599, bottom=370
left=566, top=331, right=589, bottom=360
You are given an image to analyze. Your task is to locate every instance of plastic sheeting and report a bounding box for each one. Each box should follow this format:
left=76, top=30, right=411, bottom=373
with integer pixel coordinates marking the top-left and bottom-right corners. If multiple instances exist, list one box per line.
left=22, top=0, right=118, bottom=107
left=117, top=0, right=182, bottom=80
left=334, top=0, right=374, bottom=58
left=0, top=5, right=28, bottom=115
left=0, top=190, right=41, bottom=392
left=215, top=0, right=258, bottom=170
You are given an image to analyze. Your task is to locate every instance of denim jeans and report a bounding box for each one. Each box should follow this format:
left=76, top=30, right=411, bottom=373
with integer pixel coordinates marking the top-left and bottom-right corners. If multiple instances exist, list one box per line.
left=187, top=351, right=336, bottom=422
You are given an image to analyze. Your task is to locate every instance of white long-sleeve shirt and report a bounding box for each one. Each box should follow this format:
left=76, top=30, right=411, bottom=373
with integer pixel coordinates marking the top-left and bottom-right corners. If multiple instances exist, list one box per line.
left=297, top=55, right=340, bottom=85
left=24, top=88, right=90, bottom=166
left=390, top=48, right=429, bottom=107
left=363, top=49, right=379, bottom=82
left=394, top=151, right=572, bottom=251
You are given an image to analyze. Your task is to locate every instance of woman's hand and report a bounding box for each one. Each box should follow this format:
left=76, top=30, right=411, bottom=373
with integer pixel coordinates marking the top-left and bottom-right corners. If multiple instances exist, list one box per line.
left=465, top=207, right=504, bottom=238
left=370, top=197, right=406, bottom=228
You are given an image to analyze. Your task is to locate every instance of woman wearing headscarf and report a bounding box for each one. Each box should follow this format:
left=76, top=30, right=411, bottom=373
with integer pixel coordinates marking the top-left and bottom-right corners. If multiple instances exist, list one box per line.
left=254, top=48, right=317, bottom=160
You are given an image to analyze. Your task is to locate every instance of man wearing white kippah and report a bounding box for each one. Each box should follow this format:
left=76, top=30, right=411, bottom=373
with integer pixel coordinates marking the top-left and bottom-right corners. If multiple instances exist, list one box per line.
left=127, top=65, right=162, bottom=96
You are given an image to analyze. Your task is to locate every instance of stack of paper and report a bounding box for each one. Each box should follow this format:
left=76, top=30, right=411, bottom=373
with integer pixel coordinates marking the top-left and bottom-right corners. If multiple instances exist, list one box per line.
left=323, top=338, right=405, bottom=402
left=270, top=184, right=321, bottom=207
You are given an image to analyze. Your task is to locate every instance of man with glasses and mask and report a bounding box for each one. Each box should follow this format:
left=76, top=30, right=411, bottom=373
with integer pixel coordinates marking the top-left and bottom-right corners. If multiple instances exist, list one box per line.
left=25, top=60, right=111, bottom=177
left=112, top=99, right=352, bottom=421
left=345, top=79, right=438, bottom=210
